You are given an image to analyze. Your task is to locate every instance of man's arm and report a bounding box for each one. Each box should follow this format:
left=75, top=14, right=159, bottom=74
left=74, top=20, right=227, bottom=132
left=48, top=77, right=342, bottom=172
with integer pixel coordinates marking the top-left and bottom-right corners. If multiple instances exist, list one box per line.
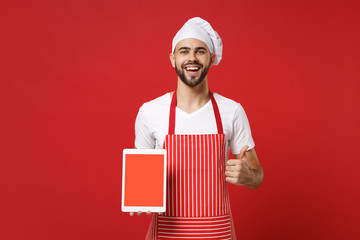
left=225, top=146, right=264, bottom=189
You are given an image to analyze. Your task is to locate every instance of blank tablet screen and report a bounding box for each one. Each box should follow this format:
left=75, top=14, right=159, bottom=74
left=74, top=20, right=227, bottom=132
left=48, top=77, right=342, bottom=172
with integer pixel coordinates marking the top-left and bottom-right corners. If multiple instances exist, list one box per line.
left=122, top=149, right=166, bottom=212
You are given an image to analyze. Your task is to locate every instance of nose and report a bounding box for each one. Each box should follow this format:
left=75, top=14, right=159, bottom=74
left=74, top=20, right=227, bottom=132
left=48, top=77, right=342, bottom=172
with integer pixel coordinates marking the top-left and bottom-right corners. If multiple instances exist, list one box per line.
left=188, top=51, right=198, bottom=62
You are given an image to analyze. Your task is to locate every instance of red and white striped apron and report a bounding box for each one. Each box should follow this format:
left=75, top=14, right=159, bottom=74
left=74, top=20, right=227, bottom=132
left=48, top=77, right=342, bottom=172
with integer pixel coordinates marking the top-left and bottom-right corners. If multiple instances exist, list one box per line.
left=146, top=91, right=236, bottom=240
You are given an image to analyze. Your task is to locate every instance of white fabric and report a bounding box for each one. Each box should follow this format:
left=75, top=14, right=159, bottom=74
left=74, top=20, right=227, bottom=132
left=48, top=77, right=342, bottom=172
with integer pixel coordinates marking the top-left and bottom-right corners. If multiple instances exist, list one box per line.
left=135, top=92, right=255, bottom=160
left=172, top=17, right=223, bottom=65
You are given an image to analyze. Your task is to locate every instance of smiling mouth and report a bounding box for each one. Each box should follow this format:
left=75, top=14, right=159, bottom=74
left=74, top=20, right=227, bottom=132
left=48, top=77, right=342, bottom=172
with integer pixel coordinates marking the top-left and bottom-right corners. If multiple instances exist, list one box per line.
left=184, top=65, right=201, bottom=73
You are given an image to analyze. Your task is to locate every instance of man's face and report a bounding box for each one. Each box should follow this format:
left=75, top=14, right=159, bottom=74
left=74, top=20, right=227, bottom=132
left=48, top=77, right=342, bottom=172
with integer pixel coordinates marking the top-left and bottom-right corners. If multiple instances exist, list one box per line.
left=170, top=38, right=215, bottom=87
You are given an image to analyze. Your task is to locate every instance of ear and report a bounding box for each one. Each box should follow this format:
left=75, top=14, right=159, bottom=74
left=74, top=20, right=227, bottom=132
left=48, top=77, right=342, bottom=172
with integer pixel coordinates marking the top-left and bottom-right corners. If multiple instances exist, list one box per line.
left=209, top=53, right=216, bottom=67
left=169, top=53, right=175, bottom=68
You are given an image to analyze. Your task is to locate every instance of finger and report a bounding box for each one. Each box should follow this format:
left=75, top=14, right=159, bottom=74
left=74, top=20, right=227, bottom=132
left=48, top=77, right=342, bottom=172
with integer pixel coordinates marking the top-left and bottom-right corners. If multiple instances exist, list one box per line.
left=240, top=145, right=249, bottom=160
left=137, top=211, right=142, bottom=216
left=225, top=171, right=239, bottom=178
left=226, top=159, right=241, bottom=166
left=226, top=165, right=239, bottom=172
left=129, top=212, right=134, bottom=216
left=146, top=211, right=151, bottom=215
left=226, top=177, right=241, bottom=185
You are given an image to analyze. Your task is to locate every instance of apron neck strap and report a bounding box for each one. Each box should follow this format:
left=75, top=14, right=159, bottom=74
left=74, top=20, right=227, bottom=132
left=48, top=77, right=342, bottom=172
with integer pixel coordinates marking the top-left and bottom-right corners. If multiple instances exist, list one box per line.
left=168, top=91, right=223, bottom=135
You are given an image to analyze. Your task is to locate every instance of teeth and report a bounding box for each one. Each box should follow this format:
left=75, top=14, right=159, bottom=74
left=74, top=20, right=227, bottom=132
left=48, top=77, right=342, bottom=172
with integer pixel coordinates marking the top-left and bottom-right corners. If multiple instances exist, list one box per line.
left=186, top=67, right=200, bottom=70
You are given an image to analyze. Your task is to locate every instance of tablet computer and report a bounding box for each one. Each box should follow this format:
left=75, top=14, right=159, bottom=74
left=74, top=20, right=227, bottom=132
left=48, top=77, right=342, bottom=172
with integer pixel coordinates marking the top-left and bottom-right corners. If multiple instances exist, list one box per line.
left=121, top=149, right=167, bottom=213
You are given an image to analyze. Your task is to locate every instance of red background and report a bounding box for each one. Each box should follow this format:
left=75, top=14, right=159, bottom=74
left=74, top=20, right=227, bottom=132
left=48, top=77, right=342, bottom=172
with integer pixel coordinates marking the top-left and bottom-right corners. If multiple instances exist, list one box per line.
left=124, top=154, right=165, bottom=206
left=1, top=0, right=359, bottom=239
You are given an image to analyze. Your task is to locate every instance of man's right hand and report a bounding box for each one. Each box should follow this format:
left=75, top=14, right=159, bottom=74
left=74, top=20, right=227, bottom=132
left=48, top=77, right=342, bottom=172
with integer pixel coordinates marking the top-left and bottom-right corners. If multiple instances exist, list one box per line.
left=129, top=211, right=151, bottom=216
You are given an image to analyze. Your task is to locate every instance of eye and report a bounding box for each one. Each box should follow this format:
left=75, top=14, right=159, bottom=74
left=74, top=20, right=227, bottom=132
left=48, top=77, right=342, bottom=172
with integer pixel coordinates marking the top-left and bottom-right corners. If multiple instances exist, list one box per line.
left=180, top=50, right=188, bottom=54
left=197, top=50, right=205, bottom=54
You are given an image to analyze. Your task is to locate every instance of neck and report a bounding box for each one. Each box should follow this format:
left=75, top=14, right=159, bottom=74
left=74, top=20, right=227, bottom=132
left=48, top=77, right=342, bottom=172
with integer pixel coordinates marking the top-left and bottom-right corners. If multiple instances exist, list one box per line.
left=174, top=77, right=210, bottom=114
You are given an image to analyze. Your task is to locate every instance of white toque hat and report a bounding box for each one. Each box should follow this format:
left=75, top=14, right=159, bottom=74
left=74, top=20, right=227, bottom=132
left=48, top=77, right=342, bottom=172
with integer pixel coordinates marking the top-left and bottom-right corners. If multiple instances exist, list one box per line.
left=172, top=17, right=223, bottom=65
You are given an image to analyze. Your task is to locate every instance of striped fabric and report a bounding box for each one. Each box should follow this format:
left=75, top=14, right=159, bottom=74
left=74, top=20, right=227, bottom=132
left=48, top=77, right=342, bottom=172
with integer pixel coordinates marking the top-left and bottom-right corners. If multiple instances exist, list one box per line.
left=157, top=215, right=232, bottom=239
left=146, top=92, right=236, bottom=239
left=164, top=134, right=229, bottom=217
left=146, top=134, right=236, bottom=239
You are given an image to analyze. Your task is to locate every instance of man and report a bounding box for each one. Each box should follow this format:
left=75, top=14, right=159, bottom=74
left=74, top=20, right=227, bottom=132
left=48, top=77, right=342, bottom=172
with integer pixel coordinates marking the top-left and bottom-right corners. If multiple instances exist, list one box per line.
left=132, top=17, right=263, bottom=240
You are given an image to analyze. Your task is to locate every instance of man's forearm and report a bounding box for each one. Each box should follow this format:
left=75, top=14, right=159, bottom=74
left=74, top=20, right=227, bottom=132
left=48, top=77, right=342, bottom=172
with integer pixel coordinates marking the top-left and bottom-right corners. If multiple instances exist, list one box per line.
left=245, top=168, right=264, bottom=190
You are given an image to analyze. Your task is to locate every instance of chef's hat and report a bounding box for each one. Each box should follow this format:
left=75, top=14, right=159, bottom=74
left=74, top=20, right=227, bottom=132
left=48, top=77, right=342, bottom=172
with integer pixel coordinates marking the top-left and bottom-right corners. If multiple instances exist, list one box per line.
left=172, top=17, right=223, bottom=65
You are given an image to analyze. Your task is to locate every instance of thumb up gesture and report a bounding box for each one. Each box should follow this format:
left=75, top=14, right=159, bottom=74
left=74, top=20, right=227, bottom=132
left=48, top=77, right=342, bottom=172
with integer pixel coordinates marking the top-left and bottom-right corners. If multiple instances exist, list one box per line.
left=225, top=145, right=262, bottom=188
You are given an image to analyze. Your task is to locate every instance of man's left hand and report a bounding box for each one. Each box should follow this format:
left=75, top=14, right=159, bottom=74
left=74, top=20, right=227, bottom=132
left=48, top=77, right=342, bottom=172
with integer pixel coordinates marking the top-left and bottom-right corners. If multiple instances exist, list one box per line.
left=225, top=145, right=256, bottom=186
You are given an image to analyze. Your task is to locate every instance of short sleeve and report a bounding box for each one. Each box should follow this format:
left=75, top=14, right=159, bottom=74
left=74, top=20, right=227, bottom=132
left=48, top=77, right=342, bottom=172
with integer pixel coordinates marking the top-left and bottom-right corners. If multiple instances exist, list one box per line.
left=230, top=104, right=255, bottom=154
left=135, top=105, right=156, bottom=149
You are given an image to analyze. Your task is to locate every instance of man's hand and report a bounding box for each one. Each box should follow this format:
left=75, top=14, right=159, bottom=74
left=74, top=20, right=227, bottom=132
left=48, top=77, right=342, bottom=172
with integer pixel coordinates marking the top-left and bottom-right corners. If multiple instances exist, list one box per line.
left=129, top=211, right=151, bottom=216
left=225, top=145, right=263, bottom=189
left=225, top=145, right=256, bottom=186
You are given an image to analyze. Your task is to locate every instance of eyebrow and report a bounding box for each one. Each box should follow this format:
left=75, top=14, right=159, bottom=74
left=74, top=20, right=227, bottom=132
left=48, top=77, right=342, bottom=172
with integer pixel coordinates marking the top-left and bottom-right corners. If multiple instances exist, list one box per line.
left=177, top=47, right=208, bottom=52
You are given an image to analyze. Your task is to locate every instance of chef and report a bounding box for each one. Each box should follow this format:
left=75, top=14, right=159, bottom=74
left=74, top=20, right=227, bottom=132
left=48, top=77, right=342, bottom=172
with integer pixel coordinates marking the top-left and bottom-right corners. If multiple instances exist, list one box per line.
left=132, top=17, right=264, bottom=240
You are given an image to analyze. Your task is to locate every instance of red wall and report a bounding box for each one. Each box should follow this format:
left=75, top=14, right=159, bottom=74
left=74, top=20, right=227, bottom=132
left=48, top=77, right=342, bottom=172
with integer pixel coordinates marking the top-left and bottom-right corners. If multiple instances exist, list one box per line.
left=1, top=0, right=359, bottom=239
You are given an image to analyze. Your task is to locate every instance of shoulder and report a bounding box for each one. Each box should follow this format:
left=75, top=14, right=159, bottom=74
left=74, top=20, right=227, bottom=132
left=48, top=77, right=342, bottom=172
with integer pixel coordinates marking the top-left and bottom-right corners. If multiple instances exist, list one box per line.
left=137, top=92, right=171, bottom=122
left=139, top=92, right=171, bottom=112
left=212, top=92, right=244, bottom=114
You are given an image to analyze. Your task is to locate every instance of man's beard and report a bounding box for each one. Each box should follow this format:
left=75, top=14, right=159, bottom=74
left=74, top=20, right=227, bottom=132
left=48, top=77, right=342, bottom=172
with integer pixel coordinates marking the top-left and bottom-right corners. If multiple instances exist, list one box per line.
left=175, top=61, right=210, bottom=87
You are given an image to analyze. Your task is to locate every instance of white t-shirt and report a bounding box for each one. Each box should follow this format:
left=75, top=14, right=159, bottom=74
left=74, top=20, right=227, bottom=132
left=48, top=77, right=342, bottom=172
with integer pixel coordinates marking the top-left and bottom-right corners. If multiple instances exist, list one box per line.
left=135, top=92, right=255, bottom=160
